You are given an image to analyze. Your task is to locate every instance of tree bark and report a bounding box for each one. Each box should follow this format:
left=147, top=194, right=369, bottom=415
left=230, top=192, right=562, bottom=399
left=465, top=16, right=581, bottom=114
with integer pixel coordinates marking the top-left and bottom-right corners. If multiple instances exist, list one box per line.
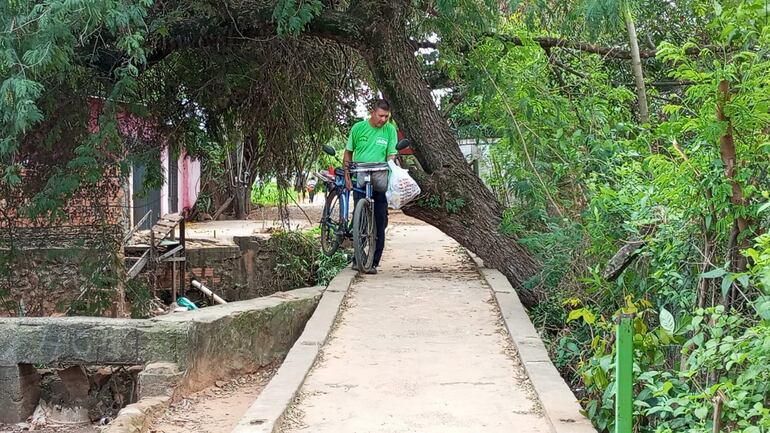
left=716, top=79, right=753, bottom=307
left=717, top=80, right=750, bottom=275
left=354, top=10, right=540, bottom=303
left=624, top=6, right=649, bottom=124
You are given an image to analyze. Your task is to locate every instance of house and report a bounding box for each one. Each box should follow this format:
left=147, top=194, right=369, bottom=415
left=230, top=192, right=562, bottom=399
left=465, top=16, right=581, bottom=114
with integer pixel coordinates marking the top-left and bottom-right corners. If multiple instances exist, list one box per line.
left=0, top=98, right=200, bottom=316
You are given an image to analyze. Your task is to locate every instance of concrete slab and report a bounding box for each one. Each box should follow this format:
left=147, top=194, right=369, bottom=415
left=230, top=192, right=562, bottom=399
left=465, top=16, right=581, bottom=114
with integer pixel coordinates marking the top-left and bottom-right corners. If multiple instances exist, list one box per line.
left=277, top=224, right=551, bottom=433
left=0, top=364, right=40, bottom=424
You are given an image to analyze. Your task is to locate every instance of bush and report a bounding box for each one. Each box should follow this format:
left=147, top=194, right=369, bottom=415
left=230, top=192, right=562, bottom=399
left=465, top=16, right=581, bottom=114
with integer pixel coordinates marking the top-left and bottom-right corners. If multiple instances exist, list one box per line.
left=268, top=229, right=350, bottom=290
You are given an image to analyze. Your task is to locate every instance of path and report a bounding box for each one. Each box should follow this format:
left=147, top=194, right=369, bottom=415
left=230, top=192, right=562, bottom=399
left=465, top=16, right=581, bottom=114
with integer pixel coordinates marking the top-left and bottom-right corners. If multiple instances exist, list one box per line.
left=151, top=365, right=278, bottom=433
left=279, top=223, right=551, bottom=432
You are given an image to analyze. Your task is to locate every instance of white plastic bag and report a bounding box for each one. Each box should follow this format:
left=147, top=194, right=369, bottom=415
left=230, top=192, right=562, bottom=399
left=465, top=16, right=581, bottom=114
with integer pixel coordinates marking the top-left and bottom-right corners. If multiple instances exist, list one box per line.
left=386, top=160, right=421, bottom=209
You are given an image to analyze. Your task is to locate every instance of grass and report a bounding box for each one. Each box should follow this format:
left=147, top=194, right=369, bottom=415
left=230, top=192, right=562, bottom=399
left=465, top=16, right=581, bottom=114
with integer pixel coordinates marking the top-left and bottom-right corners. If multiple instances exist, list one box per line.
left=251, top=180, right=298, bottom=207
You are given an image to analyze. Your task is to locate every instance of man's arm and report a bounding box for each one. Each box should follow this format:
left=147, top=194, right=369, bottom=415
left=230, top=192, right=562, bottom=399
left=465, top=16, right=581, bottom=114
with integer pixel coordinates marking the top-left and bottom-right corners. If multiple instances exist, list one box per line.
left=345, top=124, right=357, bottom=190
left=343, top=149, right=353, bottom=190
left=387, top=124, right=398, bottom=163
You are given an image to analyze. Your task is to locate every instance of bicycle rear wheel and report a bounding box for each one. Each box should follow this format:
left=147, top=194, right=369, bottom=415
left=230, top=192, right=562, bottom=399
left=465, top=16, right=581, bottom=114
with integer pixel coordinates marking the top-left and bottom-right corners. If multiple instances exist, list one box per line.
left=352, top=198, right=376, bottom=271
left=320, top=191, right=343, bottom=256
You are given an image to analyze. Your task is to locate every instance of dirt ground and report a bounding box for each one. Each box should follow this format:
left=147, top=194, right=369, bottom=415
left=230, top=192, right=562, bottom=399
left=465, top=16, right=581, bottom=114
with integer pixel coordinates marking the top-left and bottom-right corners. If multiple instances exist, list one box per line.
left=186, top=200, right=422, bottom=242
left=247, top=201, right=324, bottom=225
left=149, top=364, right=279, bottom=433
left=0, top=423, right=99, bottom=433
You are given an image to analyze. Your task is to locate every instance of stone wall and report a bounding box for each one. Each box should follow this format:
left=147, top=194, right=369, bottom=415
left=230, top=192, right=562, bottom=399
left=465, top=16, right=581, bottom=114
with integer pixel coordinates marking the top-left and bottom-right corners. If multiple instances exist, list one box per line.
left=1, top=233, right=313, bottom=317
left=0, top=248, right=94, bottom=317
left=185, top=235, right=301, bottom=302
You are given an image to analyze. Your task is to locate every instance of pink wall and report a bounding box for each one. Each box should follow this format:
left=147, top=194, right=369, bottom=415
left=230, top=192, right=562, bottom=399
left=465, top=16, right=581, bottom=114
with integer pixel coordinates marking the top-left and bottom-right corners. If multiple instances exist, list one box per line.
left=160, top=147, right=201, bottom=216
left=88, top=98, right=200, bottom=224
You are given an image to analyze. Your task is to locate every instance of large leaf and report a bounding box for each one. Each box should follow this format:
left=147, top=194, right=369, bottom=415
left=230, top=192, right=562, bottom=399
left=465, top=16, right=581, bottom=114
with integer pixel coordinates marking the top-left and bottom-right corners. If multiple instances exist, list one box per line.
left=659, top=307, right=675, bottom=334
left=567, top=308, right=597, bottom=325
left=701, top=267, right=727, bottom=279
left=721, top=274, right=736, bottom=298
left=754, top=296, right=770, bottom=321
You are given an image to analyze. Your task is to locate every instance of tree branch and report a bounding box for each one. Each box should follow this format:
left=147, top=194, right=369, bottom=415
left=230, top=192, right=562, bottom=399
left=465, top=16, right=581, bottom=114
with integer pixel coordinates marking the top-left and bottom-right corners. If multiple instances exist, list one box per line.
left=414, top=35, right=706, bottom=59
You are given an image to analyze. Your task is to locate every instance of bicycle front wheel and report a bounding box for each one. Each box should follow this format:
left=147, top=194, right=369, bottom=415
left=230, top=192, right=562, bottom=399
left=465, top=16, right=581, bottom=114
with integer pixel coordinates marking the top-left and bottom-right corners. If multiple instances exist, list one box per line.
left=352, top=198, right=376, bottom=271
left=320, top=191, right=342, bottom=256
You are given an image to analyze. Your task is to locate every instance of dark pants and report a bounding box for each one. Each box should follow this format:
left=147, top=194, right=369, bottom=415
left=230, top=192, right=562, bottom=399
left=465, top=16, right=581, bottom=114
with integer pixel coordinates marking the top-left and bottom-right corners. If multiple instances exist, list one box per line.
left=353, top=190, right=388, bottom=267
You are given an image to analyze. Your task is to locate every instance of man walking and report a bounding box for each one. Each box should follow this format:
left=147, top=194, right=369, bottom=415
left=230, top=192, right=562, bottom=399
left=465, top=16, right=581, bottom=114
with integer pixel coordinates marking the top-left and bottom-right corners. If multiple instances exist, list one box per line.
left=344, top=99, right=398, bottom=274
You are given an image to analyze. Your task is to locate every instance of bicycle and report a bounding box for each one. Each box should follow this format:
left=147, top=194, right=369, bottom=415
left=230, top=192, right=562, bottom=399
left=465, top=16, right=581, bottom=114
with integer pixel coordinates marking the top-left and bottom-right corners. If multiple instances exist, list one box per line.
left=316, top=140, right=410, bottom=272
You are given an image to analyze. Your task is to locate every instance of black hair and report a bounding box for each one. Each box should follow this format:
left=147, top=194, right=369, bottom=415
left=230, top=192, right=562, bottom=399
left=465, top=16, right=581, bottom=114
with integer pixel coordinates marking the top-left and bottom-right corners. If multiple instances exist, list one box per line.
left=371, top=98, right=391, bottom=112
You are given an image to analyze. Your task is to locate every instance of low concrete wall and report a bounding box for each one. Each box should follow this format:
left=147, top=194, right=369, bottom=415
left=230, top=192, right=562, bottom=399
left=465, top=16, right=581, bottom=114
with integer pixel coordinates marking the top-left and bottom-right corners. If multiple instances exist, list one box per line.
left=0, top=287, right=322, bottom=423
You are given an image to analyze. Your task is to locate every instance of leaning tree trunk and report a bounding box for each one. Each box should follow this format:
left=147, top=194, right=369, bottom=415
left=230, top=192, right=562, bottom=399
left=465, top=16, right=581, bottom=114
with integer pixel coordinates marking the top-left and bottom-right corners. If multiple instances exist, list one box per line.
left=355, top=17, right=541, bottom=305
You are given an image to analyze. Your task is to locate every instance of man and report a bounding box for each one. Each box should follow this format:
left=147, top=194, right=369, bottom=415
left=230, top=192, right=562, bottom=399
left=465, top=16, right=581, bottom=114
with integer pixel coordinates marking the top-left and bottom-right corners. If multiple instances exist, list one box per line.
left=344, top=99, right=398, bottom=274
left=306, top=173, right=317, bottom=203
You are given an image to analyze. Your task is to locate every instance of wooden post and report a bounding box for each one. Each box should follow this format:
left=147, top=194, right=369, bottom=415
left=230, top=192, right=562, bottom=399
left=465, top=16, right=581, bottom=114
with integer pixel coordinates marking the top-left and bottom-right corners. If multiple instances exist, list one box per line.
left=171, top=260, right=177, bottom=302
left=179, top=217, right=186, bottom=296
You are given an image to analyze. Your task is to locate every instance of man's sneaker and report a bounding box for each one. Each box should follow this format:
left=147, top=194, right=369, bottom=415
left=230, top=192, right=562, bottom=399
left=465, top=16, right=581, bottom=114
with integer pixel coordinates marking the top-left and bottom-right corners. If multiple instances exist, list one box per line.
left=365, top=267, right=378, bottom=275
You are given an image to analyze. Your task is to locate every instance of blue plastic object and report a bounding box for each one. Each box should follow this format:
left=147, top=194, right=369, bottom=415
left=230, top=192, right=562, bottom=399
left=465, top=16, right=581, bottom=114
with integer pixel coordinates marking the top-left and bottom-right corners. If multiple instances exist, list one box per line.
left=176, top=297, right=198, bottom=310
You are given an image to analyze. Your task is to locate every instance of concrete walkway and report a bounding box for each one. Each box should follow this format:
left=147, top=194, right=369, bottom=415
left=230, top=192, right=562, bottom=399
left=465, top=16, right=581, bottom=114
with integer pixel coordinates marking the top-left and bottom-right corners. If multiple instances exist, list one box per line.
left=279, top=223, right=551, bottom=432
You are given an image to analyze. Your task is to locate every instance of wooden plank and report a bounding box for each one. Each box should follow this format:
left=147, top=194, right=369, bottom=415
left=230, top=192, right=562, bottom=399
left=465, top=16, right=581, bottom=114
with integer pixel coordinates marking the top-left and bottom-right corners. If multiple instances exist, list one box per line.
left=123, top=210, right=152, bottom=244
left=212, top=197, right=234, bottom=220
left=158, top=245, right=184, bottom=260
left=154, top=220, right=178, bottom=229
left=152, top=223, right=174, bottom=233
left=124, top=244, right=151, bottom=252
left=127, top=251, right=149, bottom=278
left=163, top=257, right=186, bottom=262
left=152, top=224, right=174, bottom=233
left=164, top=213, right=184, bottom=222
left=151, top=229, right=171, bottom=240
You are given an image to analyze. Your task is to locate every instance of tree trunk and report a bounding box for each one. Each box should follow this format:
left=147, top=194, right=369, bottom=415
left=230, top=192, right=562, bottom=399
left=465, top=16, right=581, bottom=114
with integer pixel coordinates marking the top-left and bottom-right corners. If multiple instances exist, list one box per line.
left=716, top=80, right=751, bottom=307
left=234, top=184, right=246, bottom=219
left=356, top=16, right=540, bottom=304
left=717, top=80, right=750, bottom=272
left=624, top=6, right=649, bottom=124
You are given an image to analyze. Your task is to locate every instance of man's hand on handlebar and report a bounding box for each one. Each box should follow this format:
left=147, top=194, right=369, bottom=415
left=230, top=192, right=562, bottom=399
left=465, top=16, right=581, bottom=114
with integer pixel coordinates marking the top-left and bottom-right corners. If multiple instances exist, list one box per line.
left=343, top=149, right=354, bottom=191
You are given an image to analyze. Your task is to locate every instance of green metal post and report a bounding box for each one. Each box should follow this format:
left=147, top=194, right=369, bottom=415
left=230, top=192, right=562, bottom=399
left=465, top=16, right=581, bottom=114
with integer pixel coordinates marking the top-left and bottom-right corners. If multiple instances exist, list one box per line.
left=615, top=314, right=633, bottom=433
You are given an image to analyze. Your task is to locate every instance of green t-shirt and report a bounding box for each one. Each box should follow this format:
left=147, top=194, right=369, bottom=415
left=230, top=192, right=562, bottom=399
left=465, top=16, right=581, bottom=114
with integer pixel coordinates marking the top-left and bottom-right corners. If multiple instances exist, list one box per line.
left=346, top=120, right=397, bottom=163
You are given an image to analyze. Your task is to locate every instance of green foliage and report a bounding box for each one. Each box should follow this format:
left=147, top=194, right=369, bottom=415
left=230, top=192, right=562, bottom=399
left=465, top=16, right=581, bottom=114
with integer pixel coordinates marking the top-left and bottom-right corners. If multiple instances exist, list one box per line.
left=272, top=0, right=323, bottom=36
left=439, top=1, right=770, bottom=431
left=251, top=180, right=298, bottom=207
left=269, top=230, right=318, bottom=289
left=125, top=278, right=154, bottom=319
left=268, top=228, right=350, bottom=289
left=63, top=248, right=123, bottom=317
left=316, top=249, right=350, bottom=286
left=1, top=0, right=150, bottom=189
left=577, top=304, right=770, bottom=433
